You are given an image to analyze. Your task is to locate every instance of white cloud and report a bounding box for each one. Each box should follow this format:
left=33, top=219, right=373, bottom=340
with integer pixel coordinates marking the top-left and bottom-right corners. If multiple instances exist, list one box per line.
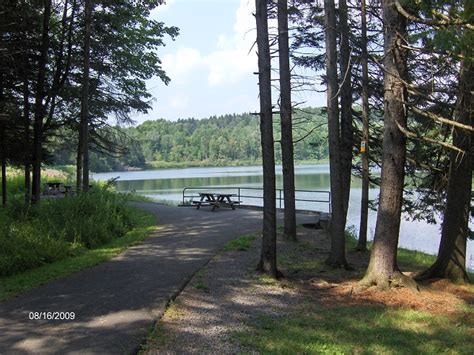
left=170, top=94, right=190, bottom=109
left=204, top=0, right=256, bottom=87
left=155, top=0, right=257, bottom=88
left=162, top=47, right=203, bottom=82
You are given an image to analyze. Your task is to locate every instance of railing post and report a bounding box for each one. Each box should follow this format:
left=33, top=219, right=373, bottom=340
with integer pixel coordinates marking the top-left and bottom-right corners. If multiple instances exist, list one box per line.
left=279, top=189, right=282, bottom=209
left=238, top=187, right=241, bottom=204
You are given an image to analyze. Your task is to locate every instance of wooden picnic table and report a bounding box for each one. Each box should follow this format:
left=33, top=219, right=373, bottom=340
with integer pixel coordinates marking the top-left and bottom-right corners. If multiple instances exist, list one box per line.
left=44, top=182, right=65, bottom=195
left=193, top=192, right=240, bottom=211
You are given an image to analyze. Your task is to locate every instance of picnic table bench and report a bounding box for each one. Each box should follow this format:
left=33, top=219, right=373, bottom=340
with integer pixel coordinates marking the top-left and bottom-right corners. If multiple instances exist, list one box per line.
left=44, top=183, right=91, bottom=197
left=193, top=192, right=241, bottom=211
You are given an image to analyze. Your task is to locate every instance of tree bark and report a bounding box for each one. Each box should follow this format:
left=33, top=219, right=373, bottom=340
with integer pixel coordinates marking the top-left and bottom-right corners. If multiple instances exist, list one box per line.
left=339, top=0, right=353, bottom=221
left=1, top=125, right=6, bottom=206
left=31, top=0, right=52, bottom=203
left=360, top=0, right=411, bottom=290
left=23, top=78, right=31, bottom=204
left=80, top=0, right=92, bottom=192
left=357, top=0, right=370, bottom=252
left=1, top=156, right=6, bottom=207
left=416, top=50, right=473, bottom=284
left=0, top=76, right=5, bottom=206
left=255, top=0, right=278, bottom=278
left=278, top=0, right=297, bottom=241
left=324, top=0, right=348, bottom=268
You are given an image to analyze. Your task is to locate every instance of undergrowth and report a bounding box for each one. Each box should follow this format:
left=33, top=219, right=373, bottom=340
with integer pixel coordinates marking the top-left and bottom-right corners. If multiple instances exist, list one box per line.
left=0, top=183, right=152, bottom=278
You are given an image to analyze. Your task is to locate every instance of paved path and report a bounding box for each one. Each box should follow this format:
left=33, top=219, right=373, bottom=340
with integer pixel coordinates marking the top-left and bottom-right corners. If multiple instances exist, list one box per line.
left=0, top=203, right=316, bottom=354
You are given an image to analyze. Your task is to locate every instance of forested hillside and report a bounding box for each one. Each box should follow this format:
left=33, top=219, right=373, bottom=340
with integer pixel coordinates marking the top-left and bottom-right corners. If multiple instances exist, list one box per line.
left=52, top=107, right=329, bottom=172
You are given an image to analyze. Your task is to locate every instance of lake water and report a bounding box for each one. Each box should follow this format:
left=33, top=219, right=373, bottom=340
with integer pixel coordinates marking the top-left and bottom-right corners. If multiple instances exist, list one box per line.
left=93, top=164, right=474, bottom=270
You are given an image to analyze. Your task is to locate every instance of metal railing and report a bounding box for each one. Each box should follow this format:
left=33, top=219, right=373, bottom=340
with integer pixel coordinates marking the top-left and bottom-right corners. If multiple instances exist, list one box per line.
left=182, top=186, right=331, bottom=213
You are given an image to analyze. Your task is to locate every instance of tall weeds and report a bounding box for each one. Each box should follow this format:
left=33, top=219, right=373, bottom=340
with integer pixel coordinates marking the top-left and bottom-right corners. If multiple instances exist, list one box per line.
left=0, top=183, right=144, bottom=277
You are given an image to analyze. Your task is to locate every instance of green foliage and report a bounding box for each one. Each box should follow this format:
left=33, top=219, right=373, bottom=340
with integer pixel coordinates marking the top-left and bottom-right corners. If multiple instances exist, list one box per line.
left=0, top=185, right=151, bottom=277
left=223, top=234, right=257, bottom=251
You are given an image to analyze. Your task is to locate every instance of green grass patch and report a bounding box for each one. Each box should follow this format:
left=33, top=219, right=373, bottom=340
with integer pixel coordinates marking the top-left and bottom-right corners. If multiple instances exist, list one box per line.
left=236, top=304, right=474, bottom=354
left=278, top=240, right=325, bottom=272
left=125, top=193, right=156, bottom=203
left=0, top=208, right=156, bottom=301
left=192, top=269, right=209, bottom=292
left=223, top=234, right=257, bottom=251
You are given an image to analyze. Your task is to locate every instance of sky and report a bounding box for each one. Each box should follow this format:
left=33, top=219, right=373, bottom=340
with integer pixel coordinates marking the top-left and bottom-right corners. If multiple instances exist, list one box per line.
left=134, top=0, right=325, bottom=124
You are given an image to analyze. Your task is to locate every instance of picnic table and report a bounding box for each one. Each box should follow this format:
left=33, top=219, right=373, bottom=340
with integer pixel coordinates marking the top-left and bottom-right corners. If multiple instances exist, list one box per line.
left=193, top=192, right=240, bottom=211
left=44, top=182, right=65, bottom=195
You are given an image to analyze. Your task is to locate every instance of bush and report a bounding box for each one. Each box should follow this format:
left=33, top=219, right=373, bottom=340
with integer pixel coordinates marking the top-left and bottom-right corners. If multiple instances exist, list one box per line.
left=0, top=185, right=143, bottom=277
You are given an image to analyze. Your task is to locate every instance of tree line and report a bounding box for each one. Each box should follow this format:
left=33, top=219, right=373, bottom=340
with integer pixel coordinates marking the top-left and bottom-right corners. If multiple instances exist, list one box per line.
left=51, top=109, right=329, bottom=172
left=255, top=0, right=472, bottom=287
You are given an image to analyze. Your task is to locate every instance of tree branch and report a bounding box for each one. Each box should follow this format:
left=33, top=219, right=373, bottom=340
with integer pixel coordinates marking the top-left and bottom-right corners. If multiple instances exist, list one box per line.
left=395, top=1, right=474, bottom=30
left=396, top=120, right=467, bottom=155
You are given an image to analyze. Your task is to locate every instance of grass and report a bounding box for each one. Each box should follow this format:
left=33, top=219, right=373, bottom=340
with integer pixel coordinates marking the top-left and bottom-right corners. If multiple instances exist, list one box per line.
left=125, top=193, right=156, bottom=203
left=236, top=305, right=474, bottom=354
left=223, top=234, right=257, bottom=251
left=192, top=268, right=209, bottom=292
left=0, top=208, right=156, bottom=301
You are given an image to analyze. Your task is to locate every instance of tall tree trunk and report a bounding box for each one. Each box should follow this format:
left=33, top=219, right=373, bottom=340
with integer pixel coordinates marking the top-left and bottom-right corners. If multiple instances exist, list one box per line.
left=255, top=0, right=278, bottom=278
left=278, top=0, right=296, bottom=241
left=31, top=0, right=52, bottom=203
left=0, top=77, right=5, bottom=206
left=324, top=0, right=348, bottom=268
left=23, top=78, right=31, bottom=204
left=339, top=0, right=353, bottom=221
left=81, top=0, right=92, bottom=192
left=1, top=126, right=6, bottom=206
left=1, top=156, right=6, bottom=207
left=360, top=0, right=412, bottom=290
left=76, top=139, right=83, bottom=190
left=416, top=45, right=473, bottom=284
left=357, top=0, right=370, bottom=252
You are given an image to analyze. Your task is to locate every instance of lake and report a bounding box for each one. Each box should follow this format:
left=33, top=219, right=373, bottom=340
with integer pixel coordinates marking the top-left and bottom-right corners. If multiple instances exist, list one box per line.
left=93, top=164, right=474, bottom=271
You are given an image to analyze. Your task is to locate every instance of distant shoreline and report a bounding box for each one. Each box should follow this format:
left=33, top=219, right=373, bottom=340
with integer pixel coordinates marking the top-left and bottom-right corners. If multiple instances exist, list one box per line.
left=95, top=159, right=330, bottom=173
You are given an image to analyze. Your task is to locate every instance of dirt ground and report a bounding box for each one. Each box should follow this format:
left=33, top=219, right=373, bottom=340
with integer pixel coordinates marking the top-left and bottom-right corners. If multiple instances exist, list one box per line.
left=143, top=225, right=474, bottom=353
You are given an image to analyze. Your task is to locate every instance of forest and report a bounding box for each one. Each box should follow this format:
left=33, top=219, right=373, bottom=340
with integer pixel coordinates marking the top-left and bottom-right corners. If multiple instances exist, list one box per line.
left=51, top=108, right=329, bottom=172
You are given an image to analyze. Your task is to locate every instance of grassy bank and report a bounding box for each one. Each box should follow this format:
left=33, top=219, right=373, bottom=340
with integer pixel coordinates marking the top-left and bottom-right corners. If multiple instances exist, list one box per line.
left=148, top=159, right=261, bottom=170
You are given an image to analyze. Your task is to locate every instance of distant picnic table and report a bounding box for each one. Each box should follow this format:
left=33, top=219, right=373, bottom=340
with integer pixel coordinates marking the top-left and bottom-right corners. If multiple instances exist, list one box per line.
left=193, top=192, right=240, bottom=211
left=44, top=182, right=65, bottom=195
left=43, top=183, right=90, bottom=197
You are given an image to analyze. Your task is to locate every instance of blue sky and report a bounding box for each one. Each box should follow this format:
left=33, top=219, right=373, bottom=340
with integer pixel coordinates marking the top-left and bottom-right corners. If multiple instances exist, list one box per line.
left=135, top=0, right=324, bottom=123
